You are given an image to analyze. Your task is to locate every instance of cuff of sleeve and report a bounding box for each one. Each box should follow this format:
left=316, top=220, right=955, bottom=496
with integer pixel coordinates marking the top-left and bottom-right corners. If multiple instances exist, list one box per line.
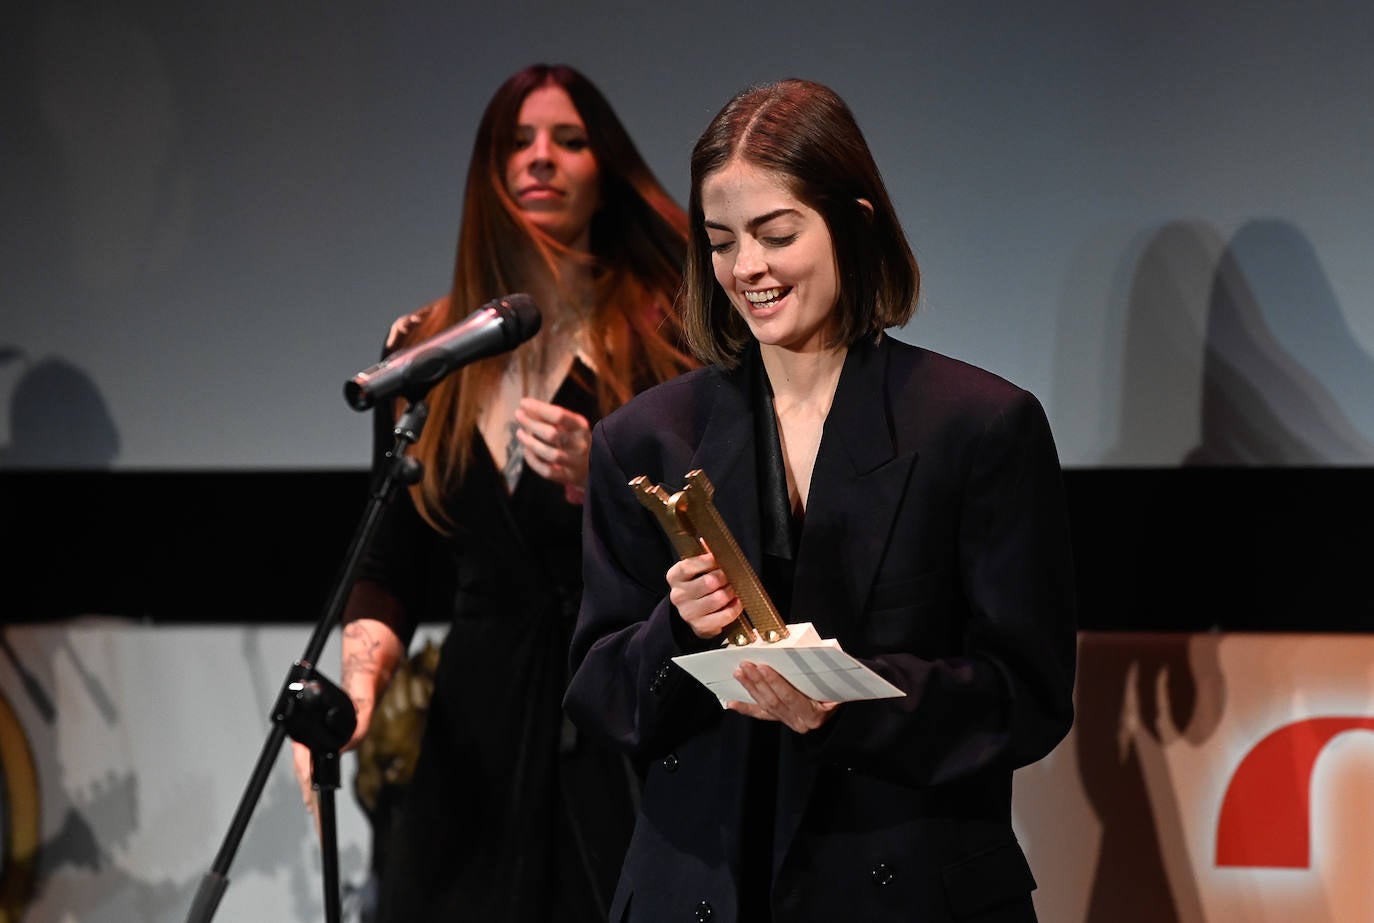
left=343, top=579, right=416, bottom=649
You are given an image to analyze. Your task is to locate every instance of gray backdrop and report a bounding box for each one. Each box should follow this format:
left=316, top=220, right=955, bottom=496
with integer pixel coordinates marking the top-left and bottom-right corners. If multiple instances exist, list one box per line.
left=4, top=1, right=1372, bottom=469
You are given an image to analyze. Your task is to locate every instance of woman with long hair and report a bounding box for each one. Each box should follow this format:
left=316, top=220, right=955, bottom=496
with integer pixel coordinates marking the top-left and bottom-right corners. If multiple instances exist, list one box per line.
left=295, top=64, right=693, bottom=922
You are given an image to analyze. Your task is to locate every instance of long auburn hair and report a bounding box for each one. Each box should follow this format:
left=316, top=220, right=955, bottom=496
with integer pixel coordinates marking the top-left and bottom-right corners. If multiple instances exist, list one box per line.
left=680, top=79, right=920, bottom=367
left=399, top=64, right=692, bottom=529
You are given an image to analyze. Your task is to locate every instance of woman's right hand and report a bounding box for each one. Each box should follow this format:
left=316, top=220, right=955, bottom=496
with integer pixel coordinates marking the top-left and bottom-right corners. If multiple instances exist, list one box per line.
left=667, top=550, right=745, bottom=640
left=289, top=694, right=377, bottom=835
left=290, top=618, right=402, bottom=836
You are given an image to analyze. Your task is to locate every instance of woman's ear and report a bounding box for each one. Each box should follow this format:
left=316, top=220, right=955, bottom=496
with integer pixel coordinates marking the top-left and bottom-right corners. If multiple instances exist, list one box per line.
left=857, top=197, right=874, bottom=218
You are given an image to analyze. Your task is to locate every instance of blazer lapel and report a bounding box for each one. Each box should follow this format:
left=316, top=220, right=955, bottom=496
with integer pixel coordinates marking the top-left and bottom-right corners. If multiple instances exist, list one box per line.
left=793, top=336, right=917, bottom=638
left=776, top=337, right=916, bottom=880
left=687, top=357, right=764, bottom=575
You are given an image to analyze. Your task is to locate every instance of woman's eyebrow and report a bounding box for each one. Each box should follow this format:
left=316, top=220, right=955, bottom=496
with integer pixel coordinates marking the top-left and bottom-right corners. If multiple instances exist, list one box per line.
left=704, top=208, right=800, bottom=233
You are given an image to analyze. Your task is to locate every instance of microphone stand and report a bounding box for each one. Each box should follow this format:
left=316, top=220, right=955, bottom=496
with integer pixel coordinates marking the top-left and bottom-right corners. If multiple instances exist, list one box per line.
left=186, top=400, right=430, bottom=923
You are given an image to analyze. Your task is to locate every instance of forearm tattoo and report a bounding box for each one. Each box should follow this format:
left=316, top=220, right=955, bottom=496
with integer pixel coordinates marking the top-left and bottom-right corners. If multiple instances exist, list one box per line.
left=341, top=621, right=396, bottom=710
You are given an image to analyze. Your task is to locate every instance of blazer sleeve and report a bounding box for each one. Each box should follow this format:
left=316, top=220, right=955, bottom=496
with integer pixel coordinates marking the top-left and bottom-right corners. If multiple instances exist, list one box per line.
left=815, top=389, right=1077, bottom=785
left=563, top=419, right=726, bottom=760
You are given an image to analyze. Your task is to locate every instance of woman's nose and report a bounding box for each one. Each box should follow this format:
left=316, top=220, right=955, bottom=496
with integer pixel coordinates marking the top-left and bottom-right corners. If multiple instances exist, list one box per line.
left=732, top=240, right=766, bottom=281
left=525, top=132, right=555, bottom=172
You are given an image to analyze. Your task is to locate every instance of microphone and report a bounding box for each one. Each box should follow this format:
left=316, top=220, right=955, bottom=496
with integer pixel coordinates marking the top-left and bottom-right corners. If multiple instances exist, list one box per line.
left=344, top=294, right=541, bottom=410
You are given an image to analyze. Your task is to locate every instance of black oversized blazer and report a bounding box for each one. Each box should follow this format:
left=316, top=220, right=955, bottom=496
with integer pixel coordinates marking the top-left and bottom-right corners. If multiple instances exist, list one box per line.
left=564, top=334, right=1077, bottom=923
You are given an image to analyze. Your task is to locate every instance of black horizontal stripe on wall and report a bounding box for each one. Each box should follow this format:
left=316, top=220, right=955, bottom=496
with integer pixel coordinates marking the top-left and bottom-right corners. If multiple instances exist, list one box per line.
left=2, top=468, right=1371, bottom=631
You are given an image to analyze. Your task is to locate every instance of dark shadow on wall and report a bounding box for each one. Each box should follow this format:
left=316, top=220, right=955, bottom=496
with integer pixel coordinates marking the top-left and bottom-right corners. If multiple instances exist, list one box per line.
left=0, top=349, right=119, bottom=468
left=1186, top=219, right=1374, bottom=465
left=1065, top=221, right=1374, bottom=632
left=1100, top=221, right=1221, bottom=466
left=1076, top=633, right=1227, bottom=923
left=1098, top=219, right=1374, bottom=466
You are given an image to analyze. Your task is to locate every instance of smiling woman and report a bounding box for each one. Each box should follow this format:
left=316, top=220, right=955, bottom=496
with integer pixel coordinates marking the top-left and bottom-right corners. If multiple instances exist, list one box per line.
left=565, top=79, right=1078, bottom=922
left=702, top=162, right=841, bottom=358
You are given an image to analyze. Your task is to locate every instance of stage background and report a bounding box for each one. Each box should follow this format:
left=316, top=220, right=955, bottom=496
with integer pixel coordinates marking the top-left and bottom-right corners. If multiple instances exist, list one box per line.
left=3, top=1, right=1373, bottom=470
left=3, top=2, right=1373, bottom=922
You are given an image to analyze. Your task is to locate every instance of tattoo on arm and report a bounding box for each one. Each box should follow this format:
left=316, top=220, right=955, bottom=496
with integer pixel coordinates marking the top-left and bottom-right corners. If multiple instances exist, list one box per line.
left=341, top=621, right=398, bottom=704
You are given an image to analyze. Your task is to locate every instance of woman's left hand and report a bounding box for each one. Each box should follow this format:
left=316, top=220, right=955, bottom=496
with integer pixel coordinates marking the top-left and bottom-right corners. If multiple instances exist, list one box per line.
left=515, top=397, right=592, bottom=504
left=727, top=661, right=838, bottom=734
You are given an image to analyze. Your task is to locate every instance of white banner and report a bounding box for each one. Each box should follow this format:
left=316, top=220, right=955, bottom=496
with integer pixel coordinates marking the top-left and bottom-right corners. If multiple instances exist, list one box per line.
left=5, top=626, right=1374, bottom=922
left=0, top=620, right=398, bottom=923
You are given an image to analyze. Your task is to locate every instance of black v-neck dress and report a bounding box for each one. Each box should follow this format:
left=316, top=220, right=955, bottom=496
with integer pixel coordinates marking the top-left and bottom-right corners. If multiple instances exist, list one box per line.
left=346, top=359, right=636, bottom=922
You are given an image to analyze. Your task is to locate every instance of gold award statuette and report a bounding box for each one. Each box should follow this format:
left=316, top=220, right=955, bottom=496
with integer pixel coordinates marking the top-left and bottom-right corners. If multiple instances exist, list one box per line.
left=630, top=469, right=789, bottom=647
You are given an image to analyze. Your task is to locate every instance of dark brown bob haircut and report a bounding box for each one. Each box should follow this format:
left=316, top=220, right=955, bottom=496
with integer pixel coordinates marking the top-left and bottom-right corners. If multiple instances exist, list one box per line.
left=680, top=79, right=920, bottom=367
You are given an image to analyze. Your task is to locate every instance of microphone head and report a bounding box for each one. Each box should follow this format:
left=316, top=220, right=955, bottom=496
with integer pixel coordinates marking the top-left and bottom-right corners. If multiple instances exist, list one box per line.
left=342, top=294, right=543, bottom=412
left=494, top=293, right=541, bottom=346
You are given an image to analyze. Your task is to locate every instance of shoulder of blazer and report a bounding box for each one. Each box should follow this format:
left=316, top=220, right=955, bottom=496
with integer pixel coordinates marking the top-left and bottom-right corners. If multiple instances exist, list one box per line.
left=598, top=363, right=743, bottom=443
left=882, top=336, right=1036, bottom=424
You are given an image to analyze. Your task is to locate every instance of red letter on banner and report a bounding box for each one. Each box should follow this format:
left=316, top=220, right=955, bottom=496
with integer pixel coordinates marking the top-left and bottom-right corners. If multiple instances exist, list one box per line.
left=1216, top=716, right=1374, bottom=868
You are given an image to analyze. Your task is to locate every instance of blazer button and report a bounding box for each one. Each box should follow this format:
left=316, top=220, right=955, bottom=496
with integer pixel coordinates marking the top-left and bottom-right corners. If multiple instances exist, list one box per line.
left=662, top=753, right=680, bottom=773
left=871, top=862, right=895, bottom=887
left=694, top=899, right=714, bottom=921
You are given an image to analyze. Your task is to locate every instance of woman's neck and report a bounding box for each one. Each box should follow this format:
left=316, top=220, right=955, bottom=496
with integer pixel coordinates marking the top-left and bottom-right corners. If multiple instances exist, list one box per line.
left=759, top=342, right=847, bottom=515
left=760, top=343, right=847, bottom=419
left=523, top=253, right=595, bottom=337
left=502, top=248, right=593, bottom=384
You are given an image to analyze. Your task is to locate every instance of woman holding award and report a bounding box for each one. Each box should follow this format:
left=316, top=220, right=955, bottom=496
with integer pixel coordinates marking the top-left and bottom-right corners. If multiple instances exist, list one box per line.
left=565, top=79, right=1078, bottom=922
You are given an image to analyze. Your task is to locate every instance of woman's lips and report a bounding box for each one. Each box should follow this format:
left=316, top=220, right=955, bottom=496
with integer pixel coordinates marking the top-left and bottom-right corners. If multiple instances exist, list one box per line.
left=743, top=287, right=791, bottom=313
left=518, top=185, right=563, bottom=201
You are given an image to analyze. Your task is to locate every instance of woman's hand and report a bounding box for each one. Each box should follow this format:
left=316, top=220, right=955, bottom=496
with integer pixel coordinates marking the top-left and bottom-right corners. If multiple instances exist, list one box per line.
left=290, top=619, right=402, bottom=838
left=514, top=397, right=592, bottom=504
left=666, top=551, right=746, bottom=640
left=385, top=297, right=444, bottom=350
left=728, top=661, right=839, bottom=734
left=289, top=696, right=377, bottom=837
left=290, top=740, right=325, bottom=838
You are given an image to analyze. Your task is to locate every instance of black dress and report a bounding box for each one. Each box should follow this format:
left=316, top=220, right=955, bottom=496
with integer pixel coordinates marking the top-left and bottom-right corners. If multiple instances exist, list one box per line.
left=346, top=359, right=637, bottom=922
